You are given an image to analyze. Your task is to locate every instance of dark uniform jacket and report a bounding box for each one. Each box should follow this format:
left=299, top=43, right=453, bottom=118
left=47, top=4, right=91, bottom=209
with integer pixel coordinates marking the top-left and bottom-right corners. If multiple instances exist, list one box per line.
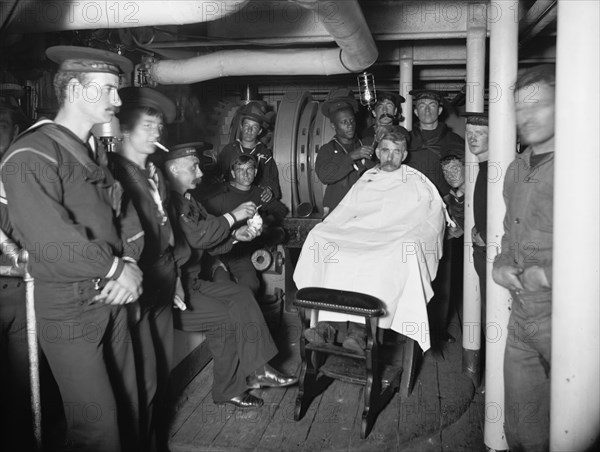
left=444, top=189, right=465, bottom=232
left=109, top=153, right=177, bottom=307
left=169, top=191, right=236, bottom=278
left=474, top=161, right=488, bottom=243
left=406, top=123, right=465, bottom=196
left=315, top=137, right=376, bottom=211
left=109, top=153, right=174, bottom=269
left=217, top=140, right=281, bottom=199
left=0, top=121, right=143, bottom=285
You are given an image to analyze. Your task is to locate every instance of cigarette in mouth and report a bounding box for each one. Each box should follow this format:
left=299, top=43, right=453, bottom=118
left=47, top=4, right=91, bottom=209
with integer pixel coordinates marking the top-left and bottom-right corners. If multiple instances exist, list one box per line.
left=153, top=142, right=170, bottom=153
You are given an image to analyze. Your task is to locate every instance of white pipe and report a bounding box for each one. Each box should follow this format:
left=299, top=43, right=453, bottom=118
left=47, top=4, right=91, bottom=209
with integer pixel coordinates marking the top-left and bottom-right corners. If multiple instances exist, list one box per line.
left=551, top=1, right=600, bottom=451
left=148, top=0, right=378, bottom=84
left=462, top=4, right=486, bottom=383
left=485, top=1, right=518, bottom=450
left=398, top=46, right=413, bottom=131
left=7, top=0, right=250, bottom=33
left=150, top=48, right=355, bottom=84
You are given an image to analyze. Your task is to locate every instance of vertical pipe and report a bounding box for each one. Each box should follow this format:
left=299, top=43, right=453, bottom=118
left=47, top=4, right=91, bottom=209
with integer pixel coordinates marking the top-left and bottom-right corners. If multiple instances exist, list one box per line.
left=462, top=2, right=487, bottom=386
left=485, top=1, right=519, bottom=450
left=551, top=1, right=600, bottom=450
left=398, top=46, right=414, bottom=131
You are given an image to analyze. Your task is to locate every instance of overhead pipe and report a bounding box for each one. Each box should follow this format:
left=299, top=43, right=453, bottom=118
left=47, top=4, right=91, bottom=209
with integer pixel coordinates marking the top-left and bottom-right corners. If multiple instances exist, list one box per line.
left=147, top=0, right=378, bottom=84
left=4, top=0, right=251, bottom=33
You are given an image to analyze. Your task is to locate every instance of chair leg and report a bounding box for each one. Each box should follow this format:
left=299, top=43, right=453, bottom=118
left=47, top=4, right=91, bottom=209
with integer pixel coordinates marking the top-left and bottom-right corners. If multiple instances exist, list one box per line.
left=294, top=308, right=332, bottom=421
left=361, top=317, right=380, bottom=439
left=401, top=337, right=421, bottom=398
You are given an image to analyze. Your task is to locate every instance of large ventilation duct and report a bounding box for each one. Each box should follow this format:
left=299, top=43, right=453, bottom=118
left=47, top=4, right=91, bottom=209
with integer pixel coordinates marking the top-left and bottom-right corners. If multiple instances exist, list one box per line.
left=147, top=0, right=378, bottom=84
left=4, top=0, right=250, bottom=33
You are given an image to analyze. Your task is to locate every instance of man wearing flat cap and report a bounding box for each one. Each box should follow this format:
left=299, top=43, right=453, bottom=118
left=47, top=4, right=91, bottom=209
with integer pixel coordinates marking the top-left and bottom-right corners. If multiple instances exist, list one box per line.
left=163, top=145, right=297, bottom=409
left=315, top=89, right=375, bottom=214
left=463, top=112, right=489, bottom=327
left=362, top=90, right=409, bottom=149
left=110, top=86, right=178, bottom=450
left=407, top=89, right=465, bottom=347
left=0, top=46, right=144, bottom=451
left=217, top=101, right=281, bottom=202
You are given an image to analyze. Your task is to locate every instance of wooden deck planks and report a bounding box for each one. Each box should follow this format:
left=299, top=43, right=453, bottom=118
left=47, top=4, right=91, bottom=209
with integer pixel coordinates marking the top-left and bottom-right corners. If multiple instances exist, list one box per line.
left=168, top=313, right=480, bottom=451
left=257, top=384, right=324, bottom=452
left=300, top=379, right=363, bottom=451
left=209, top=386, right=288, bottom=450
left=169, top=360, right=214, bottom=440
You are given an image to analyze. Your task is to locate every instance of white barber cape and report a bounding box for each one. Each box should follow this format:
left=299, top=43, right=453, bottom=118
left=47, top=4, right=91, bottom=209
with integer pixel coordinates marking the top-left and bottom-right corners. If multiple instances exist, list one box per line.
left=293, top=165, right=447, bottom=352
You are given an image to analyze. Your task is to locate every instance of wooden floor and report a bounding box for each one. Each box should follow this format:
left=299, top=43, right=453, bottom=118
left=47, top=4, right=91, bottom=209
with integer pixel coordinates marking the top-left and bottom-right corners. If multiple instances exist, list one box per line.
left=167, top=312, right=485, bottom=452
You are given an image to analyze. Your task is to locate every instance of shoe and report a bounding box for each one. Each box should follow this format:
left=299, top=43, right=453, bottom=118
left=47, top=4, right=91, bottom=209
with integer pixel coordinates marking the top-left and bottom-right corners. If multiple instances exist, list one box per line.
left=342, top=335, right=366, bottom=353
left=303, top=322, right=336, bottom=344
left=342, top=323, right=366, bottom=353
left=246, top=365, right=298, bottom=389
left=218, top=390, right=264, bottom=409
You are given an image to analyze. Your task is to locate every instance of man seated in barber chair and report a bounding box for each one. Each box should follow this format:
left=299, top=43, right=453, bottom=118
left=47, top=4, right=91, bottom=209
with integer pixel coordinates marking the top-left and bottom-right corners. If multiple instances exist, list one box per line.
left=203, top=154, right=288, bottom=294
left=293, top=130, right=448, bottom=354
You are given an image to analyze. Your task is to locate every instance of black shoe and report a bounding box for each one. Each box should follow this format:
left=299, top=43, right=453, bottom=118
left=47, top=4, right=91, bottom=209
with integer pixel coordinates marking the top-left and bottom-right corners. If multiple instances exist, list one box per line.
left=218, top=390, right=264, bottom=409
left=246, top=365, right=298, bottom=389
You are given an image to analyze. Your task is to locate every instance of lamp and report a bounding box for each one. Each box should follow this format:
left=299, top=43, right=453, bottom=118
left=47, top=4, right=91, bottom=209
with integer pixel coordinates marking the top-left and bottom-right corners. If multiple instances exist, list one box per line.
left=357, top=71, right=377, bottom=110
left=91, top=116, right=122, bottom=154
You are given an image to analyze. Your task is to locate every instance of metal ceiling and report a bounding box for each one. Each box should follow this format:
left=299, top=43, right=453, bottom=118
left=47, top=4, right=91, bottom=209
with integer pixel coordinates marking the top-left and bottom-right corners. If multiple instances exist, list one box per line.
left=0, top=0, right=558, bottom=96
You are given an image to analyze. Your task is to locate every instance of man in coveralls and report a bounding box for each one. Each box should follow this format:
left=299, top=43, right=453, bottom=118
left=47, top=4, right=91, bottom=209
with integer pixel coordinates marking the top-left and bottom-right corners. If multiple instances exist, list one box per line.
left=492, top=64, right=555, bottom=451
left=0, top=46, right=144, bottom=452
left=165, top=145, right=297, bottom=409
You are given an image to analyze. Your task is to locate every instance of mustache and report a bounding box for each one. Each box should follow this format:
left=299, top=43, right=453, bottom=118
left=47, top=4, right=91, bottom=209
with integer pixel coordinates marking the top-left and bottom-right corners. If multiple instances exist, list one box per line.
left=378, top=113, right=395, bottom=120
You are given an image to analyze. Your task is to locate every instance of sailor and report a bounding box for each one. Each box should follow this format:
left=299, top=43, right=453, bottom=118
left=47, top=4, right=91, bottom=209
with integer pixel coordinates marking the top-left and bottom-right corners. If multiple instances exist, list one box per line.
left=110, top=86, right=178, bottom=450
left=361, top=90, right=409, bottom=149
left=315, top=89, right=376, bottom=214
left=0, top=45, right=143, bottom=452
left=165, top=144, right=297, bottom=409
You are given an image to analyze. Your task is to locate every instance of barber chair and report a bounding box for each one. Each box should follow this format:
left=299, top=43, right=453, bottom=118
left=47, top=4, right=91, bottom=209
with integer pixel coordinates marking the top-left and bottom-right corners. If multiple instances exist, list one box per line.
left=293, top=287, right=419, bottom=439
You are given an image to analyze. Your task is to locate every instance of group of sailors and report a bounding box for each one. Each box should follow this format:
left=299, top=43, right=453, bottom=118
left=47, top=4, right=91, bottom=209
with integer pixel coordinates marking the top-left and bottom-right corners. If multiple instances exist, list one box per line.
left=0, top=46, right=296, bottom=452
left=0, top=42, right=555, bottom=452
